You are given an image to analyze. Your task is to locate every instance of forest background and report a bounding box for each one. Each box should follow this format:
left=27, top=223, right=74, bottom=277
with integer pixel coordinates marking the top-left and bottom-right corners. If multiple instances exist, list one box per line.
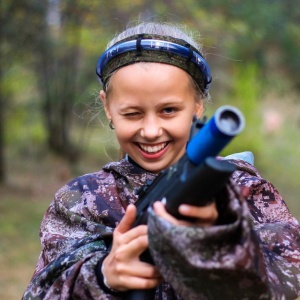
left=0, top=0, right=300, bottom=299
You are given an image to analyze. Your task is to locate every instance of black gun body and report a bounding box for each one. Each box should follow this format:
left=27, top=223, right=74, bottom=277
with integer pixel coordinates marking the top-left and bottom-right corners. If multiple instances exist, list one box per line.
left=124, top=157, right=236, bottom=300
left=135, top=156, right=236, bottom=224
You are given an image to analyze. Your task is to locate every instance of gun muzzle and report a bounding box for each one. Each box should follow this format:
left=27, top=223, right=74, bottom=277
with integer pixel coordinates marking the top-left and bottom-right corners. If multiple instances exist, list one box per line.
left=186, top=105, right=245, bottom=165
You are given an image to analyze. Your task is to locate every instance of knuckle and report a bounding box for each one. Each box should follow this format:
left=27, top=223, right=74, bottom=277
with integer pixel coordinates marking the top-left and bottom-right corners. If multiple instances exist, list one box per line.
left=204, top=207, right=217, bottom=220
left=114, top=249, right=125, bottom=262
left=142, top=279, right=158, bottom=289
left=118, top=275, right=127, bottom=286
left=136, top=225, right=148, bottom=234
left=137, top=235, right=148, bottom=248
left=115, top=262, right=125, bottom=274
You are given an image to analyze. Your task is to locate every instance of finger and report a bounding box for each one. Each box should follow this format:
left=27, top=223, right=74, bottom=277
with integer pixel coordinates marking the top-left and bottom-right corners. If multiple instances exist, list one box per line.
left=114, top=260, right=162, bottom=279
left=154, top=201, right=218, bottom=227
left=115, top=229, right=149, bottom=259
left=116, top=224, right=148, bottom=247
left=115, top=204, right=137, bottom=234
left=115, top=274, right=163, bottom=291
left=179, top=202, right=218, bottom=225
left=104, top=254, right=162, bottom=291
left=103, top=259, right=162, bottom=292
left=114, top=264, right=163, bottom=291
left=153, top=201, right=181, bottom=224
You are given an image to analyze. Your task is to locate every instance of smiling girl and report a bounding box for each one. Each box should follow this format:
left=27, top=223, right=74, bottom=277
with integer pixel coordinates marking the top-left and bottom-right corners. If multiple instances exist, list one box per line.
left=23, top=22, right=300, bottom=300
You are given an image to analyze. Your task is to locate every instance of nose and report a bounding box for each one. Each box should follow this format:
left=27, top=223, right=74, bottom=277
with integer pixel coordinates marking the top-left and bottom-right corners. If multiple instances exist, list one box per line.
left=140, top=115, right=163, bottom=141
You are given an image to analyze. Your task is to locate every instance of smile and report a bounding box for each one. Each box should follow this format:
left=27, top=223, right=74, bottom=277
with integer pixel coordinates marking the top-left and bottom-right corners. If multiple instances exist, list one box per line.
left=138, top=142, right=168, bottom=154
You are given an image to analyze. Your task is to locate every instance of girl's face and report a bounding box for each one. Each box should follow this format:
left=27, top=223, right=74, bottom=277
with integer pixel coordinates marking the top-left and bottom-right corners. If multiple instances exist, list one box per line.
left=101, top=63, right=203, bottom=173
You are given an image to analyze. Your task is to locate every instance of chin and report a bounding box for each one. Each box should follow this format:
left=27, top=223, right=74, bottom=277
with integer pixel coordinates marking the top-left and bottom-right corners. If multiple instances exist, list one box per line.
left=139, top=160, right=170, bottom=174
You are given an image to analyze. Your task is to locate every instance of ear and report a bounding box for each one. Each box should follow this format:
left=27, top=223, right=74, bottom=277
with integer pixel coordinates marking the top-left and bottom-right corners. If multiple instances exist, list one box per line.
left=100, top=90, right=111, bottom=120
left=195, top=102, right=204, bottom=119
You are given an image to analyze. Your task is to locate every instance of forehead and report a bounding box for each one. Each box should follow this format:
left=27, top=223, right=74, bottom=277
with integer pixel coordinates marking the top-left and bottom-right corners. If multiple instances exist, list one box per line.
left=117, top=62, right=188, bottom=75
left=110, top=62, right=193, bottom=90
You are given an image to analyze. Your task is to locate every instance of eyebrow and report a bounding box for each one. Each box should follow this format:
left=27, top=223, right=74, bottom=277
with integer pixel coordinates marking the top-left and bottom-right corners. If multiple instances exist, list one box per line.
left=155, top=99, right=185, bottom=107
left=117, top=98, right=185, bottom=112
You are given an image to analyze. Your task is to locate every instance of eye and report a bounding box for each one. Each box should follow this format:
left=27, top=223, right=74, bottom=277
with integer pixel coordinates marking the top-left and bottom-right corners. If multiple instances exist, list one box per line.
left=162, top=107, right=177, bottom=114
left=123, top=112, right=142, bottom=118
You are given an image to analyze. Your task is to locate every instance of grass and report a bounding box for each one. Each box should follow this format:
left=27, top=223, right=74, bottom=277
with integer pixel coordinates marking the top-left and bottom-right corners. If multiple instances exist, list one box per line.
left=0, top=154, right=62, bottom=299
left=0, top=151, right=117, bottom=300
left=0, top=195, right=49, bottom=299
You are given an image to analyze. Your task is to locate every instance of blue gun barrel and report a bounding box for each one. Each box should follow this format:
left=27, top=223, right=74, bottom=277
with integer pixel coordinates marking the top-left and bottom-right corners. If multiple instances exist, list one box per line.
left=186, top=105, right=245, bottom=166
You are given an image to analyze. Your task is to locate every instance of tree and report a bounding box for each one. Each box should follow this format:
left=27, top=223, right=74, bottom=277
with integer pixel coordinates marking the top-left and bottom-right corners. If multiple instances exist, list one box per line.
left=33, top=0, right=83, bottom=161
left=0, top=0, right=47, bottom=181
left=187, top=0, right=300, bottom=91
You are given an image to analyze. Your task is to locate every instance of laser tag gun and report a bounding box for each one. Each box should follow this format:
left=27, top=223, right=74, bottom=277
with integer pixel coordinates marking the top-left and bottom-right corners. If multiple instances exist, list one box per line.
left=124, top=105, right=245, bottom=300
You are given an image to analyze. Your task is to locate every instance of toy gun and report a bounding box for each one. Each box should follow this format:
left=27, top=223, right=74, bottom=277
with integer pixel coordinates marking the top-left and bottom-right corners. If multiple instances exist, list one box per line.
left=124, top=105, right=245, bottom=300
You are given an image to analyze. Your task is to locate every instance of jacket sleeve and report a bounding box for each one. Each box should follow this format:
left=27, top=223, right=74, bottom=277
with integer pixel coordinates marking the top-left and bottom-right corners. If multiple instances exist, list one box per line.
left=235, top=165, right=300, bottom=299
left=22, top=176, right=124, bottom=300
left=147, top=168, right=300, bottom=300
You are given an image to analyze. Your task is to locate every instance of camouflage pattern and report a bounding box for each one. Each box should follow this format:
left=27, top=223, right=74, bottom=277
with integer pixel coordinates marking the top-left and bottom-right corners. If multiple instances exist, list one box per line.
left=101, top=34, right=207, bottom=96
left=22, top=156, right=300, bottom=300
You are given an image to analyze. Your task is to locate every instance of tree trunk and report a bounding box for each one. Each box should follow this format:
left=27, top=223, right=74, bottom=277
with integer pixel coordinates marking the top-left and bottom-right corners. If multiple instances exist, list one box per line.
left=0, top=68, right=5, bottom=182
left=35, top=2, right=83, bottom=163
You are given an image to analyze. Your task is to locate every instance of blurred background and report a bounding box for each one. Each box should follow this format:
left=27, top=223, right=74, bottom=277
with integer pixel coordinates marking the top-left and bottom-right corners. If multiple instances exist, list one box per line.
left=0, top=0, right=299, bottom=298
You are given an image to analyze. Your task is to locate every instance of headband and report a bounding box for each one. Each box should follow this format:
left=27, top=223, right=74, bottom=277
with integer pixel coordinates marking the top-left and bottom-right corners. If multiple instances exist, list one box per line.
left=96, top=34, right=212, bottom=96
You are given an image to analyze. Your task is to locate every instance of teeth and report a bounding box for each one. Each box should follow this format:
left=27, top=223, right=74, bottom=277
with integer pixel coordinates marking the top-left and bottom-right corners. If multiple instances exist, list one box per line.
left=140, top=142, right=167, bottom=153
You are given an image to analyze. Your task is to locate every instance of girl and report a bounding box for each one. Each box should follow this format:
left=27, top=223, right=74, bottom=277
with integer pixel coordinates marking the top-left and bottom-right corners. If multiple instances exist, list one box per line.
left=23, top=22, right=300, bottom=300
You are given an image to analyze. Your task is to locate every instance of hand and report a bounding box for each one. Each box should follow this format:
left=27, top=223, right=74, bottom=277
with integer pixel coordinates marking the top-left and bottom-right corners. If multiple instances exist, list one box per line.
left=102, top=204, right=162, bottom=291
left=153, top=201, right=218, bottom=227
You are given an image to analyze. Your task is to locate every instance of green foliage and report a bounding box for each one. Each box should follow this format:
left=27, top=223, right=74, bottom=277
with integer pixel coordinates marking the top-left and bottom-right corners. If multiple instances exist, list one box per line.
left=229, top=63, right=264, bottom=154
left=207, top=62, right=263, bottom=158
left=3, top=65, right=45, bottom=155
left=6, top=107, right=46, bottom=154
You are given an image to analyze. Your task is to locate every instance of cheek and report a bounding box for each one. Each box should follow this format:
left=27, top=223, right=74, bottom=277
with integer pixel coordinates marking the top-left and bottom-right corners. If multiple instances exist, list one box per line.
left=169, top=118, right=192, bottom=145
left=114, top=123, right=135, bottom=146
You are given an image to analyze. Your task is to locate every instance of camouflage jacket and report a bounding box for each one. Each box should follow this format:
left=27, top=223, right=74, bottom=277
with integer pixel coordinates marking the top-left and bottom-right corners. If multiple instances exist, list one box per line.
left=22, top=155, right=300, bottom=300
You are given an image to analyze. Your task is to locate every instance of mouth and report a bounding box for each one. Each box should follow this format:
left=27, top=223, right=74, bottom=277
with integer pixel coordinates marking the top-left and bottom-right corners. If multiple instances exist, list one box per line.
left=138, top=142, right=168, bottom=154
